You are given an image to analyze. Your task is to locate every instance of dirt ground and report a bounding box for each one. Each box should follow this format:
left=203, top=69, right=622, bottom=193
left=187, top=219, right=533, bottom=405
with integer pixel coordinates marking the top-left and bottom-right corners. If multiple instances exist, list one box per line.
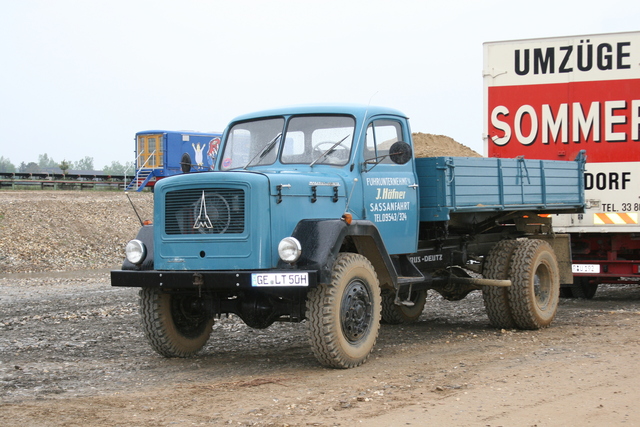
left=1, top=269, right=639, bottom=427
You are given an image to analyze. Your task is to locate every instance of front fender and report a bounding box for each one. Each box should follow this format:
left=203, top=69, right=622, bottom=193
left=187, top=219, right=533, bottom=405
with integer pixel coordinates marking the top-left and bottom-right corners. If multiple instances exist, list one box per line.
left=283, top=219, right=396, bottom=286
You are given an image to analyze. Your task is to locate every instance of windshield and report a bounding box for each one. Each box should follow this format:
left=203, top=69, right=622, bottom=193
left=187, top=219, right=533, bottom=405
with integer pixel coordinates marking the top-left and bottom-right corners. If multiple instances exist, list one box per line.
left=220, top=118, right=284, bottom=170
left=282, top=115, right=354, bottom=166
left=220, top=115, right=355, bottom=170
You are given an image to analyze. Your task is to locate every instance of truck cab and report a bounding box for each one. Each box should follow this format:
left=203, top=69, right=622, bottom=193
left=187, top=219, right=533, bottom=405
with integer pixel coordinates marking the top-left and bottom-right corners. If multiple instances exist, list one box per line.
left=216, top=105, right=418, bottom=255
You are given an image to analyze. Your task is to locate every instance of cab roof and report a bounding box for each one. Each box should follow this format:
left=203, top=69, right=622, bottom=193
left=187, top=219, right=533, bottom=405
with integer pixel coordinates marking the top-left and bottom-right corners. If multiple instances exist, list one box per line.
left=229, top=104, right=408, bottom=124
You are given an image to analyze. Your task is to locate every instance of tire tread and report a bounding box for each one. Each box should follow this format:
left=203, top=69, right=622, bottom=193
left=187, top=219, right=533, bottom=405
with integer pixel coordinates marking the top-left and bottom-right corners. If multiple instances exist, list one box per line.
left=482, top=240, right=519, bottom=329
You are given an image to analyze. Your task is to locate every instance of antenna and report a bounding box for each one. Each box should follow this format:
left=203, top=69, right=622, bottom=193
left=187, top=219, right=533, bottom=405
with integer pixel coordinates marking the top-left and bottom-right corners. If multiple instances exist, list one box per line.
left=125, top=192, right=144, bottom=227
left=368, top=91, right=379, bottom=106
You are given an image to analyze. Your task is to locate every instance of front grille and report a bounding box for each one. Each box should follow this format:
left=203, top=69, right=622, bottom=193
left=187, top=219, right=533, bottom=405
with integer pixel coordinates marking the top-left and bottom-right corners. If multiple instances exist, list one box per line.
left=165, top=188, right=245, bottom=235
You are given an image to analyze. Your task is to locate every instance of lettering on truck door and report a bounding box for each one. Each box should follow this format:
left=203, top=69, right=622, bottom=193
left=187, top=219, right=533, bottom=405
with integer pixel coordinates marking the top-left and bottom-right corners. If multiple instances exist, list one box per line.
left=362, top=118, right=419, bottom=255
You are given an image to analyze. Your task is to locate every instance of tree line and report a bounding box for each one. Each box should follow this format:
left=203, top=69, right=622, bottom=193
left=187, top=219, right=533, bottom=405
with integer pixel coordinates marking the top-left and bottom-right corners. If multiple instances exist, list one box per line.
left=0, top=154, right=134, bottom=175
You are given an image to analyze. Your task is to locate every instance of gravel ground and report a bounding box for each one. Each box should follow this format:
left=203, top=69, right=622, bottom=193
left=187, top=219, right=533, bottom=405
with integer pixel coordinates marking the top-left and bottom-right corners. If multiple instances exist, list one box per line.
left=1, top=271, right=639, bottom=426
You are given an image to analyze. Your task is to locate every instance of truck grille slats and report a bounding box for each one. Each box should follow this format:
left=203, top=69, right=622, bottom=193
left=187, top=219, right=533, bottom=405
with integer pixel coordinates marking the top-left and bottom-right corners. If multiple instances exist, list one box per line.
left=165, top=189, right=245, bottom=235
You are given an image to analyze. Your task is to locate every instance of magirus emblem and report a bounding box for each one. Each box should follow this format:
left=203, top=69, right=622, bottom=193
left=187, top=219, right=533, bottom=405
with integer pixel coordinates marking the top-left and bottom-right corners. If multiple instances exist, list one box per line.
left=193, top=190, right=214, bottom=230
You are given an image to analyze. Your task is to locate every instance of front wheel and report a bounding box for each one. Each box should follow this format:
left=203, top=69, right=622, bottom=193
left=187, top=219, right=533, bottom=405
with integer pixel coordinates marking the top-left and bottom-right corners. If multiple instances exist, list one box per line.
left=306, top=253, right=381, bottom=368
left=139, top=288, right=214, bottom=357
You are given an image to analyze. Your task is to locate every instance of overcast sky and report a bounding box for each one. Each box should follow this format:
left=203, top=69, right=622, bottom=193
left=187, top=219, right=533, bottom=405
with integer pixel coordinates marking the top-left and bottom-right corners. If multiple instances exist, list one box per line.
left=1, top=0, right=638, bottom=168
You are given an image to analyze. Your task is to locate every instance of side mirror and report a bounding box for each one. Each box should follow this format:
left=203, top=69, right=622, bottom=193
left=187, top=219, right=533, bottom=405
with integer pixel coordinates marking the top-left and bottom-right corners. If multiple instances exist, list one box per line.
left=389, top=141, right=412, bottom=165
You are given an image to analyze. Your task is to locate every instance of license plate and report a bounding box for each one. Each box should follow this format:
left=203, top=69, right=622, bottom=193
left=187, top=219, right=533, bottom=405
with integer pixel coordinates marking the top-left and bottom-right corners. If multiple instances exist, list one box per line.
left=251, top=272, right=309, bottom=287
left=572, top=264, right=600, bottom=273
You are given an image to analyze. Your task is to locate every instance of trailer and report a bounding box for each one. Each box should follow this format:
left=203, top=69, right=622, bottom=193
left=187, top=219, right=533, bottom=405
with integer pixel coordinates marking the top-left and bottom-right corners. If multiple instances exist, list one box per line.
left=484, top=31, right=640, bottom=298
left=126, top=130, right=222, bottom=191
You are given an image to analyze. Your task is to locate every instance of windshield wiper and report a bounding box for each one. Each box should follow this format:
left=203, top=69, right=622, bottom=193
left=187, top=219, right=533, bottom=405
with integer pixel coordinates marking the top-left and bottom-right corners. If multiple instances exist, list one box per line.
left=309, top=134, right=350, bottom=167
left=243, top=133, right=282, bottom=170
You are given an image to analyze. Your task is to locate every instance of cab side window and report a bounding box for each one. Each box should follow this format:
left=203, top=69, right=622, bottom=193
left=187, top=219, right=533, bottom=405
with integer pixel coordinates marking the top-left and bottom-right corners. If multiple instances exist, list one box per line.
left=365, top=120, right=403, bottom=164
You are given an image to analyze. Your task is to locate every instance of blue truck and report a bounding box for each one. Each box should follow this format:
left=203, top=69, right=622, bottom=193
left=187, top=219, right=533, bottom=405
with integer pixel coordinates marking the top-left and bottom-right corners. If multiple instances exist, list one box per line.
left=126, top=130, right=222, bottom=191
left=112, top=105, right=585, bottom=368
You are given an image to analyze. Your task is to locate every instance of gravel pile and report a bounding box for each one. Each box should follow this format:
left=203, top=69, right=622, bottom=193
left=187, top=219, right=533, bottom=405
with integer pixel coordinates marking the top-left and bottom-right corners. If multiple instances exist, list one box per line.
left=0, top=191, right=153, bottom=273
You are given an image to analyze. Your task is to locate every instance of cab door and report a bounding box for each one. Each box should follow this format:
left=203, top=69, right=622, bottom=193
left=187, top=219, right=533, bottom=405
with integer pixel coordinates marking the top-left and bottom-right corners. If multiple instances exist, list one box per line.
left=361, top=118, right=419, bottom=255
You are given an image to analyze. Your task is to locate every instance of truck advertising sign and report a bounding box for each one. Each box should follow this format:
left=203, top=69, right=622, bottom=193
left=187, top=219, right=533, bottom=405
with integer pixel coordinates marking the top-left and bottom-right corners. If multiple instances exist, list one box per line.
left=483, top=31, right=640, bottom=162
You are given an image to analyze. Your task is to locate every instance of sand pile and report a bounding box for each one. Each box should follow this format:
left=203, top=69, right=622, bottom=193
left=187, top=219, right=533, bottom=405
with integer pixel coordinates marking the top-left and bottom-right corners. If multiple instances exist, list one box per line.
left=412, top=132, right=481, bottom=158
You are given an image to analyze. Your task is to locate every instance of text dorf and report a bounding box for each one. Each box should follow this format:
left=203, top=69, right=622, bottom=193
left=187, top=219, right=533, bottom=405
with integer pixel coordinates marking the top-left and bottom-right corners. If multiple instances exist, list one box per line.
left=584, top=171, right=631, bottom=190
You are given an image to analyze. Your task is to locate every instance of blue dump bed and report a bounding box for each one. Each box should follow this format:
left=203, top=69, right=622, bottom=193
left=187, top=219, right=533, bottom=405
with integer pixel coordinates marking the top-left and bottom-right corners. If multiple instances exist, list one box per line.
left=416, top=155, right=586, bottom=222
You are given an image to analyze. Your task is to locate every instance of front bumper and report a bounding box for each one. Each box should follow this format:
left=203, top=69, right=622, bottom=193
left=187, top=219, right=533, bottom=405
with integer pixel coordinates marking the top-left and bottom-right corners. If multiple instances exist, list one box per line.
left=111, top=269, right=319, bottom=290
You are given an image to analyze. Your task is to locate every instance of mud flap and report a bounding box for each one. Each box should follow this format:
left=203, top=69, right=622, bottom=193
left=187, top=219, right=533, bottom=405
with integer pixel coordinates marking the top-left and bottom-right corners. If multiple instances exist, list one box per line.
left=535, top=234, right=572, bottom=285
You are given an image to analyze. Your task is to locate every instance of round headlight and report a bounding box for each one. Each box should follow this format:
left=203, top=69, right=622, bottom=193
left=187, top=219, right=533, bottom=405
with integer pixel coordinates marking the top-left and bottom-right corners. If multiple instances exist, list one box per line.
left=278, top=237, right=302, bottom=263
left=125, top=239, right=147, bottom=265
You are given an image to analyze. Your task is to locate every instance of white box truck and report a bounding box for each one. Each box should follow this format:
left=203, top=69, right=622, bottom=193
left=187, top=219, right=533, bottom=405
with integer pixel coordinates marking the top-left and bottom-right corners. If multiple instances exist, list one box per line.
left=484, top=31, right=640, bottom=298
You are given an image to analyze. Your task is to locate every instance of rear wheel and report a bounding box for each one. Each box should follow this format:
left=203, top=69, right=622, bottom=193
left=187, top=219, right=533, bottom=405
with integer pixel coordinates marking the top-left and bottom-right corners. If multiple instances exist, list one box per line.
left=559, top=286, right=574, bottom=298
left=306, top=253, right=381, bottom=368
left=139, top=288, right=214, bottom=357
left=570, top=277, right=598, bottom=299
left=508, top=240, right=560, bottom=329
left=482, top=239, right=519, bottom=329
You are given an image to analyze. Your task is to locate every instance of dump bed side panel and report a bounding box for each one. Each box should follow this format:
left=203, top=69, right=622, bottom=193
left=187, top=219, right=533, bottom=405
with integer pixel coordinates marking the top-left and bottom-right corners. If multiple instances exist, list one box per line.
left=416, top=156, right=585, bottom=222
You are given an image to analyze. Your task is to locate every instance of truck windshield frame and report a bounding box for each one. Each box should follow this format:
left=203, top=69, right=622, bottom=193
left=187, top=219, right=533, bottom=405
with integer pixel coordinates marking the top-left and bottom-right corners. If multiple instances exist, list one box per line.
left=220, top=115, right=355, bottom=170
left=220, top=117, right=285, bottom=170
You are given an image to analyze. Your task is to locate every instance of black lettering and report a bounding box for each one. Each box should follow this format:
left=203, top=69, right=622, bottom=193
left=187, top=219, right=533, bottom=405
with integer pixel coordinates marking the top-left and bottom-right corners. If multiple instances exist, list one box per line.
left=597, top=43, right=613, bottom=70
left=617, top=42, right=631, bottom=69
left=534, top=47, right=554, bottom=74
left=584, top=173, right=593, bottom=190
left=515, top=49, right=530, bottom=75
left=585, top=172, right=631, bottom=191
left=577, top=40, right=593, bottom=72
left=559, top=46, right=573, bottom=73
left=517, top=41, right=632, bottom=77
